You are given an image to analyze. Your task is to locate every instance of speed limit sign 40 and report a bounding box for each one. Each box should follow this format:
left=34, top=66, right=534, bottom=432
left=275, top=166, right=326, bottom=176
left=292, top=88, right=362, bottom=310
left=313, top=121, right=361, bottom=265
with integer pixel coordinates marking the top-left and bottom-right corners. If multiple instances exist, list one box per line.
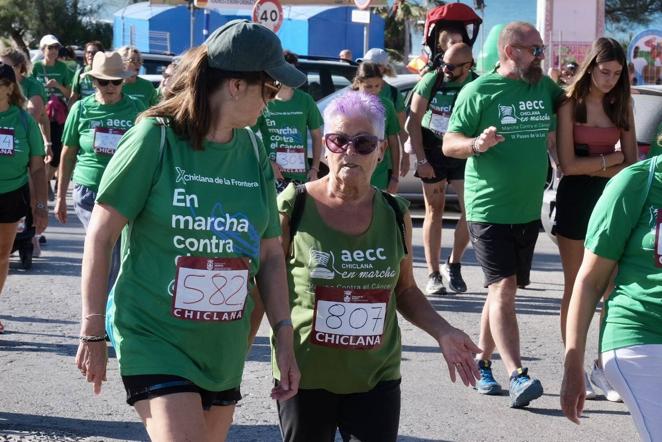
left=253, top=0, right=284, bottom=33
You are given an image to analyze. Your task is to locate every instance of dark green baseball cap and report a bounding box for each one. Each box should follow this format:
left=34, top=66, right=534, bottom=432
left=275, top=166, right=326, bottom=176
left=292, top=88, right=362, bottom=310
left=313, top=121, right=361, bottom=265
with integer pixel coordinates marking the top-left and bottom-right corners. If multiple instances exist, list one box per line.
left=206, top=19, right=306, bottom=88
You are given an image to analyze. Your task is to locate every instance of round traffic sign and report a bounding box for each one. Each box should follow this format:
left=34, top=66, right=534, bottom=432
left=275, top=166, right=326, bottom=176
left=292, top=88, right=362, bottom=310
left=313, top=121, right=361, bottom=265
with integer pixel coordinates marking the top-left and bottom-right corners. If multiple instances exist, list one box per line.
left=252, top=0, right=284, bottom=33
left=354, top=0, right=371, bottom=10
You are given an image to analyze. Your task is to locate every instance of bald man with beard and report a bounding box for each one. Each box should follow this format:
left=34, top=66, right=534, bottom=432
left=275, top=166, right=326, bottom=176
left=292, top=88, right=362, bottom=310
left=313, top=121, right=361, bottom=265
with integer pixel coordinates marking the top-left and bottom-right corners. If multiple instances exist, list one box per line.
left=443, top=22, right=565, bottom=408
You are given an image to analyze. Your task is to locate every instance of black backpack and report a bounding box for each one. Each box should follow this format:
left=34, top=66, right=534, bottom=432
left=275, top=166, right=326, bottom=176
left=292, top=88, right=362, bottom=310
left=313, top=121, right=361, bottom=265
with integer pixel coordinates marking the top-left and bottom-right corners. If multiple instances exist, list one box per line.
left=288, top=184, right=408, bottom=255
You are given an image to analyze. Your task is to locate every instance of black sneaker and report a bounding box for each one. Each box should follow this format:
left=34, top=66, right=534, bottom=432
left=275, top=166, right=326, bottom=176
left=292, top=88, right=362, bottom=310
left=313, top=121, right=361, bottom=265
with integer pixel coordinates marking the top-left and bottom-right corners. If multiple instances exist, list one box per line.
left=39, top=235, right=46, bottom=244
left=425, top=271, right=447, bottom=296
left=441, top=261, right=467, bottom=293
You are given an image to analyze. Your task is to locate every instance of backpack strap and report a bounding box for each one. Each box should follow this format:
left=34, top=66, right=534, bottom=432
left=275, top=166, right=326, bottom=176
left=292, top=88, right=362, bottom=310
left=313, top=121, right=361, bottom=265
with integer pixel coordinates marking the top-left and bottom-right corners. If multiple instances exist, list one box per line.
left=18, top=109, right=29, bottom=132
left=287, top=185, right=407, bottom=255
left=288, top=184, right=308, bottom=245
left=151, top=117, right=168, bottom=187
left=380, top=191, right=408, bottom=255
left=244, top=127, right=260, bottom=160
left=389, top=84, right=398, bottom=107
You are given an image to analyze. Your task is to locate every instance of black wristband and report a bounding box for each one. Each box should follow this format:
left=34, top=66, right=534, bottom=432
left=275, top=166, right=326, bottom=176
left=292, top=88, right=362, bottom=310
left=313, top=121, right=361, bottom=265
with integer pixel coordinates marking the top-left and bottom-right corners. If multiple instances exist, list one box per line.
left=273, top=319, right=293, bottom=334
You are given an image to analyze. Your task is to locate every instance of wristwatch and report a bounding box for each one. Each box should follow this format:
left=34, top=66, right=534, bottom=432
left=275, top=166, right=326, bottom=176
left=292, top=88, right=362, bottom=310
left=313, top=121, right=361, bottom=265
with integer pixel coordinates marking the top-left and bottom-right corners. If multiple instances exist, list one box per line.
left=35, top=201, right=47, bottom=211
left=415, top=158, right=428, bottom=166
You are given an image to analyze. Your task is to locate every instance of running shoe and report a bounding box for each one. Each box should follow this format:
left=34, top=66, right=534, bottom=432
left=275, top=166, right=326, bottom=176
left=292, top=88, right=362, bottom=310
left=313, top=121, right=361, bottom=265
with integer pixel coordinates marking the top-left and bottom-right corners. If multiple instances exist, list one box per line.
left=584, top=371, right=597, bottom=400
left=475, top=360, right=501, bottom=395
left=425, top=271, right=447, bottom=296
left=39, top=235, right=47, bottom=245
left=590, top=360, right=622, bottom=402
left=440, top=260, right=467, bottom=293
left=509, top=368, right=543, bottom=408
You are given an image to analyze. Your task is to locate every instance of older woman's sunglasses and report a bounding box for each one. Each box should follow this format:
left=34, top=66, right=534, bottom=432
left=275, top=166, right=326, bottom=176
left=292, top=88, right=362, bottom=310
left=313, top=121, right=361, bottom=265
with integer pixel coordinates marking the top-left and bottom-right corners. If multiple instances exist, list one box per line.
left=324, top=133, right=379, bottom=155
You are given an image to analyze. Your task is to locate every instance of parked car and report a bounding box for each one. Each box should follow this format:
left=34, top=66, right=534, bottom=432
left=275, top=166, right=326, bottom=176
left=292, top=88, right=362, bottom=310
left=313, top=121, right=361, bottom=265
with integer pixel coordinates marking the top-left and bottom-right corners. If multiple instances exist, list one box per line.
left=540, top=85, right=662, bottom=244
left=295, top=55, right=358, bottom=101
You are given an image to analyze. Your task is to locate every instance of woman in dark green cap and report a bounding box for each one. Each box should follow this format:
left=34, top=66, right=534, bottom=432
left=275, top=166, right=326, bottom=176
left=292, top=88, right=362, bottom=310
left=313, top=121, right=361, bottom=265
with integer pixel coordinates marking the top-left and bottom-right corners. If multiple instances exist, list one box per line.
left=74, top=20, right=305, bottom=441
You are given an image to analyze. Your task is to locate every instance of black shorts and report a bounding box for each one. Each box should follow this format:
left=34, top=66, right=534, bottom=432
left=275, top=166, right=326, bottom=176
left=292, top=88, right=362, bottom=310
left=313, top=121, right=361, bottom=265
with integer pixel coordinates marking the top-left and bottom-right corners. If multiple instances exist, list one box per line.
left=414, top=128, right=466, bottom=184
left=277, top=379, right=401, bottom=442
left=553, top=175, right=609, bottom=240
left=49, top=121, right=64, bottom=168
left=0, top=184, right=30, bottom=223
left=122, top=374, right=242, bottom=410
left=468, top=221, right=539, bottom=288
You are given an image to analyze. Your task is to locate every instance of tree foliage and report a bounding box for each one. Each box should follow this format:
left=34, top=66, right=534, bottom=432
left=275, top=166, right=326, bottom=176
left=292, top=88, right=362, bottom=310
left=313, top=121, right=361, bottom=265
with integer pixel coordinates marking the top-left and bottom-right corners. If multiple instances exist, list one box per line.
left=0, top=0, right=112, bottom=53
left=376, top=0, right=429, bottom=61
left=605, top=0, right=662, bottom=31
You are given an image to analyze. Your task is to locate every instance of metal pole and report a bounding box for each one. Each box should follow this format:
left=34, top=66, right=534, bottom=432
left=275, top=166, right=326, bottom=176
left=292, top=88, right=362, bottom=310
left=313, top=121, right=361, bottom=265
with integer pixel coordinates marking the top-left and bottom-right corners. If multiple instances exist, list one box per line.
left=363, top=13, right=370, bottom=55
left=189, top=2, right=195, bottom=48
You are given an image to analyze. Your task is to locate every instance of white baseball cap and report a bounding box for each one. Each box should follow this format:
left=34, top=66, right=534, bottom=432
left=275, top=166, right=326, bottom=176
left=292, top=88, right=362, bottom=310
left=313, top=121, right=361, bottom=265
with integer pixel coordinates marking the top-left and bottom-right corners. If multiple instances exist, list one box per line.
left=39, top=34, right=61, bottom=49
left=358, top=48, right=389, bottom=66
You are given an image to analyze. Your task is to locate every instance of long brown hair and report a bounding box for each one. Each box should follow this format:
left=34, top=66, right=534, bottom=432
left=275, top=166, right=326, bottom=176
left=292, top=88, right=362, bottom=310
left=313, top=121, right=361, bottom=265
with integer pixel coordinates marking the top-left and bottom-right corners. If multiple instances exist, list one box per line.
left=351, top=62, right=383, bottom=90
left=141, top=46, right=263, bottom=151
left=566, top=37, right=630, bottom=130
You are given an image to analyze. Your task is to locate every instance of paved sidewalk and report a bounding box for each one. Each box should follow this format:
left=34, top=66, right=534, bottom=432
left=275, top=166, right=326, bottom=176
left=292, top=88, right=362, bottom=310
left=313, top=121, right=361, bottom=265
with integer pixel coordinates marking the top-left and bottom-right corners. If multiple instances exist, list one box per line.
left=0, top=207, right=637, bottom=441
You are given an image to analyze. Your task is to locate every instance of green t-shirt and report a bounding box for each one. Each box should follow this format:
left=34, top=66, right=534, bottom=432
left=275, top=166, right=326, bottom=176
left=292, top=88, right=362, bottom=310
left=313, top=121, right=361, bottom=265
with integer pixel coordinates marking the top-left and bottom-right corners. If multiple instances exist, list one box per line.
left=584, top=159, right=662, bottom=352
left=370, top=96, right=401, bottom=189
left=414, top=71, right=474, bottom=140
left=254, top=89, right=323, bottom=182
left=62, top=94, right=145, bottom=192
left=380, top=82, right=405, bottom=114
left=0, top=106, right=45, bottom=193
left=30, top=60, right=73, bottom=101
left=646, top=122, right=662, bottom=158
left=122, top=77, right=158, bottom=108
left=71, top=66, right=96, bottom=100
left=274, top=183, right=408, bottom=393
left=447, top=72, right=563, bottom=224
left=97, top=118, right=280, bottom=391
left=20, top=76, right=47, bottom=103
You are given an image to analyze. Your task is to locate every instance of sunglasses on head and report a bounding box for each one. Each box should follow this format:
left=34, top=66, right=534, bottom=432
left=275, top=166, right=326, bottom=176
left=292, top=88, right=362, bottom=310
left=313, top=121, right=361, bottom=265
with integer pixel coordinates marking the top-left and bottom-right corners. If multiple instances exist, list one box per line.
left=512, top=45, right=545, bottom=58
left=324, top=133, right=380, bottom=155
left=95, top=78, right=123, bottom=86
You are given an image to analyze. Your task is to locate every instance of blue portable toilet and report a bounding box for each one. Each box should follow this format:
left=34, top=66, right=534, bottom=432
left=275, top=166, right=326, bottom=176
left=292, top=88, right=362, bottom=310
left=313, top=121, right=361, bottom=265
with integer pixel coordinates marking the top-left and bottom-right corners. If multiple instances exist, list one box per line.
left=113, top=2, right=384, bottom=58
left=113, top=2, right=228, bottom=54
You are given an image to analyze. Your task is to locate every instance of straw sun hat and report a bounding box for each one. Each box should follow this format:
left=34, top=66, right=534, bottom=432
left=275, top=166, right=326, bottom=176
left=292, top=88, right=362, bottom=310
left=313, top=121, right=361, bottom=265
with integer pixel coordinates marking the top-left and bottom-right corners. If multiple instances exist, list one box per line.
left=82, top=52, right=133, bottom=81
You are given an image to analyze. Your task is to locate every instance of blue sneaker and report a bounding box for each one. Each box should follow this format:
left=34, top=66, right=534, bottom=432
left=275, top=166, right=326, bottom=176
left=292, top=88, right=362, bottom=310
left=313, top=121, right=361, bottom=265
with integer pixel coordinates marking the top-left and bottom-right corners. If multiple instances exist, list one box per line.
left=475, top=360, right=502, bottom=395
left=509, top=367, right=543, bottom=408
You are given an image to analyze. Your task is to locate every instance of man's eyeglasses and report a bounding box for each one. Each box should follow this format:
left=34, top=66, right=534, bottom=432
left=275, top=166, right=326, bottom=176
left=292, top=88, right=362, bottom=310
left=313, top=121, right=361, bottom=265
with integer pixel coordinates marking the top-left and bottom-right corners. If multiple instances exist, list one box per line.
left=324, top=133, right=380, bottom=155
left=262, top=79, right=282, bottom=101
left=442, top=61, right=472, bottom=71
left=512, top=45, right=545, bottom=58
left=95, top=78, right=123, bottom=87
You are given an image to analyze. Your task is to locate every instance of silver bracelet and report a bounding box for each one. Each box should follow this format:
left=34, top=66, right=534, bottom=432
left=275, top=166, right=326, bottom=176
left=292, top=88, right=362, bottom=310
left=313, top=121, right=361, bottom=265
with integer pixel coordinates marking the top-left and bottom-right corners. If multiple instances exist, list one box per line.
left=471, top=137, right=481, bottom=156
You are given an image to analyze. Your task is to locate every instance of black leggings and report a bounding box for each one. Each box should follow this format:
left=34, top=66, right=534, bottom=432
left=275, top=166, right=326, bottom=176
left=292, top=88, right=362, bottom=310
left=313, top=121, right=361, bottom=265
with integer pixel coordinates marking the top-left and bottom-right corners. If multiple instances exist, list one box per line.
left=277, top=379, right=401, bottom=442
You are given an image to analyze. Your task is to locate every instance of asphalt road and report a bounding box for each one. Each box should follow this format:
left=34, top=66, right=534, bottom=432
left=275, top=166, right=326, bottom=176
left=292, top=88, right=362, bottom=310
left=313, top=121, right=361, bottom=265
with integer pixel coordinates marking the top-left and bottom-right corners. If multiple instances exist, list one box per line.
left=0, top=202, right=637, bottom=441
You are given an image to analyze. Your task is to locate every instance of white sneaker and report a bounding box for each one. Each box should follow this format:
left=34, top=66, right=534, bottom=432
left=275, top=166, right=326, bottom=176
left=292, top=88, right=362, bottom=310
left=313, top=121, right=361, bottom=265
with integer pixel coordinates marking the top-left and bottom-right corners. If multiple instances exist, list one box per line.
left=590, top=360, right=622, bottom=402
left=584, top=371, right=597, bottom=399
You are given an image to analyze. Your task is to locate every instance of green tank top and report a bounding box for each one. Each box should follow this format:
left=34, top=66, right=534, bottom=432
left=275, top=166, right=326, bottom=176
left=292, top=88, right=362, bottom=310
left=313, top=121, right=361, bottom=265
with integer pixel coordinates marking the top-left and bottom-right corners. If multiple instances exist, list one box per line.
left=274, top=183, right=408, bottom=394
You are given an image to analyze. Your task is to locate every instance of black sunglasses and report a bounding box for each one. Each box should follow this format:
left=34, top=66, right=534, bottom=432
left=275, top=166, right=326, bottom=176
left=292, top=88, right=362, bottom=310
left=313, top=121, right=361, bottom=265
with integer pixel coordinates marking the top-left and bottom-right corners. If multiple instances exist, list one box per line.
left=324, top=133, right=380, bottom=155
left=442, top=61, right=472, bottom=71
left=95, top=78, right=123, bottom=86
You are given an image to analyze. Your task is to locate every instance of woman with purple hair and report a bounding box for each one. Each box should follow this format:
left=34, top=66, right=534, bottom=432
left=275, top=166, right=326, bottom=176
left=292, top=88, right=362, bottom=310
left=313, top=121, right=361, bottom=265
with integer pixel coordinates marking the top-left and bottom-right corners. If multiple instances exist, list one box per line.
left=272, top=91, right=480, bottom=441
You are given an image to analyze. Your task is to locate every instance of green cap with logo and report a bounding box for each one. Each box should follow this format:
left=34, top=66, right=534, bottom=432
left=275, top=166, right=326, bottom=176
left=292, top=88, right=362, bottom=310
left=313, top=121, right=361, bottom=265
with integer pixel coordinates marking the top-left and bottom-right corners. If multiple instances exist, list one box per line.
left=205, top=19, right=306, bottom=88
